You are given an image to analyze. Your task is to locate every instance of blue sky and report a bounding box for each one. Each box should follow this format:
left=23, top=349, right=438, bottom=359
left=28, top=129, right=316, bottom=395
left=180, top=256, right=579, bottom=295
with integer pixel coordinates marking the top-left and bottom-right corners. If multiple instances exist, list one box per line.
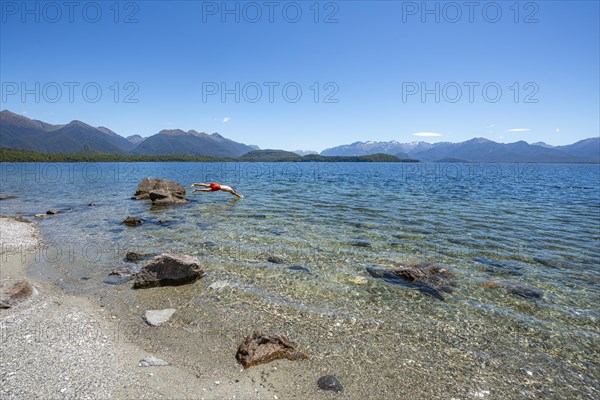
left=1, top=0, right=598, bottom=151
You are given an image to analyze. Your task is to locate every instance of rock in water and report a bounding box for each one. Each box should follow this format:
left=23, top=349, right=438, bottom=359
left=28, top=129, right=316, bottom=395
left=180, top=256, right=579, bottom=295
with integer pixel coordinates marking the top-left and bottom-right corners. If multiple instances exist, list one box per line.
left=236, top=332, right=307, bottom=369
left=317, top=375, right=343, bottom=392
left=46, top=209, right=60, bottom=215
left=508, top=285, right=543, bottom=299
left=367, top=262, right=456, bottom=301
left=139, top=356, right=169, bottom=367
left=133, top=177, right=188, bottom=205
left=133, top=254, right=204, bottom=289
left=0, top=279, right=34, bottom=308
left=267, top=255, right=284, bottom=264
left=122, top=216, right=144, bottom=226
left=144, top=309, right=177, bottom=326
left=0, top=195, right=17, bottom=200
left=103, top=269, right=133, bottom=285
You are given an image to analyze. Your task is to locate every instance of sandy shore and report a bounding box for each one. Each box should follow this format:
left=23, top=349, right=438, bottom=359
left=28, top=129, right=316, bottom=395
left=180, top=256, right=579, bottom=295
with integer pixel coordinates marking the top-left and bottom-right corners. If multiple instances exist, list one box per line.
left=0, top=216, right=280, bottom=399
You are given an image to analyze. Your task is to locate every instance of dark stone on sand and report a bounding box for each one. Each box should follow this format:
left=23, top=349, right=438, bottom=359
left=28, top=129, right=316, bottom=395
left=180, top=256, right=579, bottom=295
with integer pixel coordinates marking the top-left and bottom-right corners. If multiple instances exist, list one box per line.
left=508, top=285, right=543, bottom=299
left=367, top=262, right=455, bottom=301
left=0, top=279, right=34, bottom=308
left=236, top=332, right=307, bottom=369
left=122, top=216, right=144, bottom=226
left=268, top=255, right=284, bottom=264
left=133, top=178, right=188, bottom=205
left=317, top=375, right=343, bottom=393
left=0, top=195, right=16, bottom=200
left=46, top=209, right=60, bottom=215
left=133, top=254, right=204, bottom=289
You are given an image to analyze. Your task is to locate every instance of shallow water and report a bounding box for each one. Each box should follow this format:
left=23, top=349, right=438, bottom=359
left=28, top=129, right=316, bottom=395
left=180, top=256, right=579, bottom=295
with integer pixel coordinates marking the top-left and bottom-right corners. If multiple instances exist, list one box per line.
left=1, top=162, right=599, bottom=398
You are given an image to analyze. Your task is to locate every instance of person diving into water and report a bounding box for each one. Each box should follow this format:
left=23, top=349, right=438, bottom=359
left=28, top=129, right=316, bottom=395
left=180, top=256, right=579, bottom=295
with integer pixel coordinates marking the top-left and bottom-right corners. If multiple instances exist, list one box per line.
left=190, top=182, right=243, bottom=199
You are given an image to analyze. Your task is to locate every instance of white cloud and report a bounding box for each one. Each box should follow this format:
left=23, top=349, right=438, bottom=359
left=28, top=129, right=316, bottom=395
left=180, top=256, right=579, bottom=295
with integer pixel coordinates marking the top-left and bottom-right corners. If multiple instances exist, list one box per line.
left=506, top=128, right=531, bottom=132
left=499, top=136, right=504, bottom=139
left=412, top=132, right=444, bottom=137
left=223, top=117, right=231, bottom=123
left=556, top=128, right=560, bottom=133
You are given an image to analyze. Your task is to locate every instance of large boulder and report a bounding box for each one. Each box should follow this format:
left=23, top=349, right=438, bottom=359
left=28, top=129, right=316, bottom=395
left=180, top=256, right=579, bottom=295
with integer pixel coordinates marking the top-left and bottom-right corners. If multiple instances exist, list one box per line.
left=133, top=178, right=188, bottom=205
left=236, top=332, right=307, bottom=369
left=133, top=254, right=204, bottom=289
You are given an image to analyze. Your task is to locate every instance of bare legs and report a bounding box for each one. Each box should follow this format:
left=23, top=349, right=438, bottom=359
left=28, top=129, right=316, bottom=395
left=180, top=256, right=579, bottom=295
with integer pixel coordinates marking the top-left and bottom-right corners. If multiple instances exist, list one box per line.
left=190, top=183, right=243, bottom=198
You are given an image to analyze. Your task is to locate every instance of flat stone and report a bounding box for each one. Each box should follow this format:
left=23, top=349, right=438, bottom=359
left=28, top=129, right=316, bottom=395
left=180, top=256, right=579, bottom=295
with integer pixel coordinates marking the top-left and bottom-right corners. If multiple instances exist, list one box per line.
left=34, top=214, right=46, bottom=218
left=317, top=375, right=343, bottom=392
left=0, top=195, right=16, bottom=200
left=144, top=309, right=177, bottom=326
left=139, top=356, right=169, bottom=367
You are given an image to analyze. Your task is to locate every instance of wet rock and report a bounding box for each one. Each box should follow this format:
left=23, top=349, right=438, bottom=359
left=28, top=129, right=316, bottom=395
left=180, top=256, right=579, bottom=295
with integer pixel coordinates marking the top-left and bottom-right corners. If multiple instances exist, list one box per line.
left=0, top=279, right=34, bottom=308
left=139, top=356, right=169, bottom=367
left=351, top=240, right=371, bottom=248
left=133, top=178, right=188, bottom=205
left=122, top=216, right=144, bottom=226
left=144, top=309, right=176, bottom=326
left=133, top=254, right=204, bottom=289
left=46, top=209, right=60, bottom=215
left=125, top=252, right=154, bottom=262
left=508, top=285, right=543, bottom=299
left=268, top=255, right=284, bottom=264
left=236, top=332, right=307, bottom=369
left=87, top=202, right=96, bottom=206
left=367, top=262, right=455, bottom=301
left=34, top=214, right=46, bottom=218
left=0, top=195, right=16, bottom=200
left=317, top=375, right=343, bottom=393
left=103, top=269, right=133, bottom=285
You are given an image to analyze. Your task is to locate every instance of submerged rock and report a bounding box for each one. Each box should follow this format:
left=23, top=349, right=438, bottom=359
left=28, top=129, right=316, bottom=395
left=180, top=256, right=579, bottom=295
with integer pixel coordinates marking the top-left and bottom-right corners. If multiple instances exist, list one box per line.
left=317, top=375, right=343, bottom=392
left=144, top=309, right=177, bottom=326
left=0, top=279, right=34, bottom=308
left=236, top=332, right=307, bottom=369
left=267, top=255, right=284, bottom=264
left=0, top=195, right=16, bottom=200
left=133, top=254, right=204, bottom=289
left=122, top=216, right=144, bottom=226
left=133, top=178, right=188, bottom=205
left=46, top=209, right=60, bottom=215
left=287, top=265, right=311, bottom=274
left=508, top=285, right=543, bottom=299
left=125, top=252, right=154, bottom=262
left=367, top=262, right=455, bottom=300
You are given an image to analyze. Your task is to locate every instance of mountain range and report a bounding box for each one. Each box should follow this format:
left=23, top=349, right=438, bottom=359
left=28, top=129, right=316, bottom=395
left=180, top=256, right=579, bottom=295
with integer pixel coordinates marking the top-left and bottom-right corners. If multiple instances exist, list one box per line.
left=1, top=110, right=598, bottom=162
left=0, top=110, right=256, bottom=158
left=322, top=137, right=599, bottom=163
